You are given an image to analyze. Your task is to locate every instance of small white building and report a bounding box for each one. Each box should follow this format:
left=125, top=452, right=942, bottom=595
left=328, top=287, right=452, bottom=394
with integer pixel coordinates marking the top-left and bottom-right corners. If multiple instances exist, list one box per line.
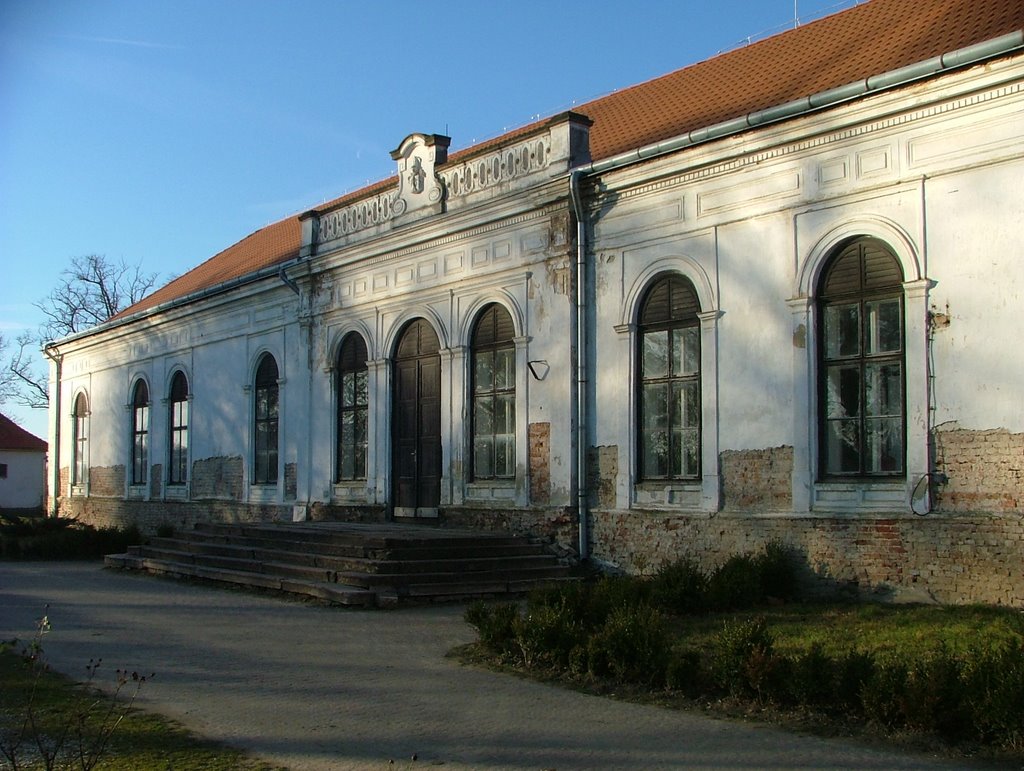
left=45, top=0, right=1024, bottom=605
left=0, top=413, right=47, bottom=512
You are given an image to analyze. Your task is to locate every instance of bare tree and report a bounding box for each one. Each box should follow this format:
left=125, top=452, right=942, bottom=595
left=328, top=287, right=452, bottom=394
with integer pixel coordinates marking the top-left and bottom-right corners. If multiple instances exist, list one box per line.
left=1, top=332, right=50, bottom=409
left=0, top=255, right=157, bottom=409
left=37, top=255, right=157, bottom=340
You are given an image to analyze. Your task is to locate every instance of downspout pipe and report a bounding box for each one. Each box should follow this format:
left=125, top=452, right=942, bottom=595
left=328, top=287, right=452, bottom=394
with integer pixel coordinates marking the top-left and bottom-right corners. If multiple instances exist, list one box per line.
left=42, top=343, right=62, bottom=517
left=569, top=170, right=589, bottom=560
left=278, top=263, right=301, bottom=295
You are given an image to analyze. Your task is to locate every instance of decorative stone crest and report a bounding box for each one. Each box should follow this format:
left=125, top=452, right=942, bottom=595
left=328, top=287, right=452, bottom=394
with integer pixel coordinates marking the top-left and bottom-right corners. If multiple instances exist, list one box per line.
left=390, top=133, right=450, bottom=218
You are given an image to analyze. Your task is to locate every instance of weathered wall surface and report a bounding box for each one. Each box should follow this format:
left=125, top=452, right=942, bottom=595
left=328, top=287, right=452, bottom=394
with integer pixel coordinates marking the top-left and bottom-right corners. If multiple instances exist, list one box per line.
left=934, top=428, right=1023, bottom=514
left=190, top=456, right=244, bottom=500
left=59, top=497, right=290, bottom=534
left=590, top=509, right=1024, bottom=607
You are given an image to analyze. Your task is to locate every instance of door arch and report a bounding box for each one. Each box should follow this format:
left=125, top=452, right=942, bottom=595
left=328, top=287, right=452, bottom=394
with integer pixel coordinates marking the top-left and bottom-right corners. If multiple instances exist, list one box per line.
left=392, top=319, right=441, bottom=517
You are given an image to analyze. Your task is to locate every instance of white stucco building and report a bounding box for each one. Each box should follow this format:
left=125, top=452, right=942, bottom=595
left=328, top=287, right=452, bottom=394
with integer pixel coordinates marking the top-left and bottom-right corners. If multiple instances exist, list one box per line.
left=0, top=413, right=47, bottom=512
left=46, top=0, right=1024, bottom=605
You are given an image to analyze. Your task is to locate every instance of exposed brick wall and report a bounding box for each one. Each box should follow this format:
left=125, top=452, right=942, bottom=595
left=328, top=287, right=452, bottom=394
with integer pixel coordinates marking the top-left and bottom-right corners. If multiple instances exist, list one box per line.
left=588, top=445, right=617, bottom=508
left=151, top=463, right=162, bottom=498
left=190, top=456, right=243, bottom=500
left=589, top=509, right=1024, bottom=607
left=309, top=502, right=387, bottom=523
left=720, top=446, right=793, bottom=511
left=88, top=465, right=124, bottom=497
left=58, top=497, right=291, bottom=535
left=934, top=427, right=1023, bottom=513
left=528, top=422, right=550, bottom=504
left=441, top=505, right=577, bottom=553
left=284, top=463, right=297, bottom=500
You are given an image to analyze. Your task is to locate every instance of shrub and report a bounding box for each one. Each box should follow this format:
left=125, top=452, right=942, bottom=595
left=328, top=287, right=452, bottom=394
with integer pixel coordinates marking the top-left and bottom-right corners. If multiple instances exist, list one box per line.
left=785, top=642, right=835, bottom=707
left=650, top=558, right=708, bottom=614
left=834, top=648, right=876, bottom=714
left=665, top=649, right=705, bottom=695
left=706, top=554, right=763, bottom=611
left=511, top=603, right=583, bottom=670
left=862, top=659, right=909, bottom=730
left=711, top=616, right=777, bottom=698
left=754, top=540, right=798, bottom=601
left=587, top=604, right=670, bottom=685
left=0, top=517, right=141, bottom=560
left=464, top=601, right=519, bottom=657
left=902, top=645, right=968, bottom=738
left=962, top=638, right=1024, bottom=750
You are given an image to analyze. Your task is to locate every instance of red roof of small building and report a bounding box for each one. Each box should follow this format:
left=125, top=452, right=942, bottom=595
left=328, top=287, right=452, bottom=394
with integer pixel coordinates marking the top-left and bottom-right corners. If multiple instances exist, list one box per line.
left=111, top=0, right=1024, bottom=323
left=0, top=413, right=47, bottom=452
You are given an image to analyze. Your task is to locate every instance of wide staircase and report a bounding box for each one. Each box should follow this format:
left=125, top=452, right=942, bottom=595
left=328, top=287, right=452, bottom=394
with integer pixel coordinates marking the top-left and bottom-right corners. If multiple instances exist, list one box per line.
left=105, top=521, right=574, bottom=607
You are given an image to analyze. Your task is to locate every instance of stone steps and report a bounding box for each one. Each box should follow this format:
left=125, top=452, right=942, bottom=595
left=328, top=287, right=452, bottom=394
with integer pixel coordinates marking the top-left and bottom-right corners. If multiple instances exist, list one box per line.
left=105, top=520, right=574, bottom=607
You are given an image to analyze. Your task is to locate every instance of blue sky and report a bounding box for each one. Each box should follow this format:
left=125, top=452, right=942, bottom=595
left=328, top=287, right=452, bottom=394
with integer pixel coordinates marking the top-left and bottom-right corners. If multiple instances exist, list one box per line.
left=1, top=0, right=851, bottom=438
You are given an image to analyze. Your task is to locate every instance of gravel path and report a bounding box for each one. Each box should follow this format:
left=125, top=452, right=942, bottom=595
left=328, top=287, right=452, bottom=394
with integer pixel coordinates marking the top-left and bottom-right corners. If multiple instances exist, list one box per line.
left=1, top=562, right=971, bottom=770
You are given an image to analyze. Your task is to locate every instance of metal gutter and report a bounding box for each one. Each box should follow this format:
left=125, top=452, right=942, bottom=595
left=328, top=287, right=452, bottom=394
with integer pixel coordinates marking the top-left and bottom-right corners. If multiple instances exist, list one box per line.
left=577, top=31, right=1024, bottom=176
left=50, top=254, right=306, bottom=348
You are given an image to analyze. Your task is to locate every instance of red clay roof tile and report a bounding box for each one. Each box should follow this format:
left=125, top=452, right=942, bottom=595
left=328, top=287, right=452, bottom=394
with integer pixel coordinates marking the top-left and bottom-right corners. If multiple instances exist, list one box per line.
left=0, top=413, right=47, bottom=452
left=111, top=0, right=1024, bottom=324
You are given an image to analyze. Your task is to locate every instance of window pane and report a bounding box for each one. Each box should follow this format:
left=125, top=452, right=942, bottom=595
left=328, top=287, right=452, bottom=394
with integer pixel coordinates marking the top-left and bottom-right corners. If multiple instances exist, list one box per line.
left=495, top=434, right=514, bottom=478
left=865, top=299, right=901, bottom=354
left=475, top=352, right=494, bottom=392
left=675, top=381, right=700, bottom=428
left=643, top=383, right=669, bottom=430
left=673, top=326, right=699, bottom=376
left=340, top=410, right=355, bottom=479
left=671, top=427, right=699, bottom=478
left=825, top=303, right=860, bottom=358
left=825, top=419, right=861, bottom=474
left=342, top=372, right=355, bottom=407
left=642, top=383, right=669, bottom=477
left=474, top=436, right=494, bottom=478
left=865, top=417, right=903, bottom=474
left=354, top=371, right=368, bottom=406
left=826, top=365, right=860, bottom=419
left=865, top=362, right=902, bottom=417
left=642, top=331, right=669, bottom=379
left=496, top=394, right=515, bottom=434
left=475, top=395, right=494, bottom=435
left=494, top=348, right=514, bottom=390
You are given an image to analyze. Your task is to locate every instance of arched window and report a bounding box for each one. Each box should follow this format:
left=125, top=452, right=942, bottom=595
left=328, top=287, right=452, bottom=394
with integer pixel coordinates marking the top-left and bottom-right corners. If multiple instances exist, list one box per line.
left=638, top=275, right=701, bottom=480
left=472, top=304, right=516, bottom=480
left=131, top=380, right=149, bottom=485
left=818, top=237, right=905, bottom=477
left=168, top=371, right=189, bottom=485
left=72, top=392, right=89, bottom=486
left=336, top=334, right=368, bottom=481
left=253, top=354, right=279, bottom=485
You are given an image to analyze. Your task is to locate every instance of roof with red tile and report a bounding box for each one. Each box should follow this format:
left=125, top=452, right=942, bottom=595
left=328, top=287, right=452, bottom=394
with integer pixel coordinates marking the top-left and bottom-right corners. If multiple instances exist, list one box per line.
left=110, top=0, right=1024, bottom=324
left=0, top=413, right=47, bottom=452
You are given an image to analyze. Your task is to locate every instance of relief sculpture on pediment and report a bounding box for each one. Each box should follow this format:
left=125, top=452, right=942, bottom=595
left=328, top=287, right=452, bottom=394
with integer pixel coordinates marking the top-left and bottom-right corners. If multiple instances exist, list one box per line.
left=390, top=133, right=450, bottom=217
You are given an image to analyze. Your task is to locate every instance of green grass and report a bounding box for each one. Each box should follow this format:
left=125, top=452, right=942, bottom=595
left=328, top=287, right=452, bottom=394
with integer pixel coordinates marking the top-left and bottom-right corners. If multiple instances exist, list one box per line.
left=671, top=601, right=1024, bottom=661
left=0, top=650, right=281, bottom=770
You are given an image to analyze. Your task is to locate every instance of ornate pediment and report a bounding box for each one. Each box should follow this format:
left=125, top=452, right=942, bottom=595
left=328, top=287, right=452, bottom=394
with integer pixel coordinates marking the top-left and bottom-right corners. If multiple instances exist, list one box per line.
left=390, top=133, right=450, bottom=218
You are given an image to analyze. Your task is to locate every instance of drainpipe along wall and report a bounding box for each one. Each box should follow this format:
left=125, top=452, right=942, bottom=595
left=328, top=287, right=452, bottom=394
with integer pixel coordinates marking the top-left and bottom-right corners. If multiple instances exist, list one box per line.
left=43, top=344, right=62, bottom=517
left=569, top=171, right=589, bottom=559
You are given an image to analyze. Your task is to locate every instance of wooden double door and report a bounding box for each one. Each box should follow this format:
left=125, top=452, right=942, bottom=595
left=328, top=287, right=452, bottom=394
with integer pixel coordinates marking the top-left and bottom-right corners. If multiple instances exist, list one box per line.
left=392, top=319, right=441, bottom=517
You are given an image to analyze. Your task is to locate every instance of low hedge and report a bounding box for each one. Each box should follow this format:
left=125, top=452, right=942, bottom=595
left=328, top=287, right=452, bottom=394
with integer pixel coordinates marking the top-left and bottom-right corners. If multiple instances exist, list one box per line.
left=465, top=545, right=1024, bottom=753
left=0, top=516, right=140, bottom=560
